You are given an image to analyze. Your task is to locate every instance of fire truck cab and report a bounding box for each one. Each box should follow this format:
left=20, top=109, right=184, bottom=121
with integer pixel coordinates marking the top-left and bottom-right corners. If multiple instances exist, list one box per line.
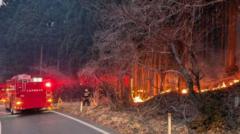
left=4, top=74, right=53, bottom=114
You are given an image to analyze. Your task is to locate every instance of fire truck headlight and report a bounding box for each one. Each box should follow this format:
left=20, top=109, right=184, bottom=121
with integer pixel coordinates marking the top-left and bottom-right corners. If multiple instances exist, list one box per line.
left=16, top=101, right=22, bottom=105
left=47, top=98, right=53, bottom=103
left=2, top=99, right=6, bottom=103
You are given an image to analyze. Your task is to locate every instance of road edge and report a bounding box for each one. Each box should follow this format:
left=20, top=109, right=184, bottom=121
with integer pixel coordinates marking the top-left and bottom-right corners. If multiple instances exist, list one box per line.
left=52, top=111, right=111, bottom=134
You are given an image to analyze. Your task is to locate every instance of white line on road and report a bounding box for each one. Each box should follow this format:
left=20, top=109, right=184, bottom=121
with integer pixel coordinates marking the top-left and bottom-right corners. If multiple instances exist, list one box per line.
left=53, top=111, right=110, bottom=134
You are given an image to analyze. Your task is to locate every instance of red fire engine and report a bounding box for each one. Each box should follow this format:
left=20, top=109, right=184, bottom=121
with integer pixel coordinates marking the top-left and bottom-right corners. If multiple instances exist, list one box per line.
left=4, top=74, right=53, bottom=114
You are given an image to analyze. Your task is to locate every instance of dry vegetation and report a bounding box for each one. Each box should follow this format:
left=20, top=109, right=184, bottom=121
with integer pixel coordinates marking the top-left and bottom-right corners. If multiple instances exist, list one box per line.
left=57, top=84, right=240, bottom=134
left=58, top=102, right=188, bottom=134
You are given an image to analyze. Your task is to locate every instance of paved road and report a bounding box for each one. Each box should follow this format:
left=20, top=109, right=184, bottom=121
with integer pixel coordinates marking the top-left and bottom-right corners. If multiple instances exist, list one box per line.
left=0, top=105, right=114, bottom=134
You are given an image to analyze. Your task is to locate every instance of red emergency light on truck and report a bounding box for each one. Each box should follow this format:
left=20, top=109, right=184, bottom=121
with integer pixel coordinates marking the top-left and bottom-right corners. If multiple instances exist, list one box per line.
left=4, top=74, right=53, bottom=114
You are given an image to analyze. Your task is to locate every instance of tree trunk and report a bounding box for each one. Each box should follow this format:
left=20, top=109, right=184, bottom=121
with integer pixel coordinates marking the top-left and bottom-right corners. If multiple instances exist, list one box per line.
left=169, top=42, right=199, bottom=103
left=225, top=0, right=239, bottom=75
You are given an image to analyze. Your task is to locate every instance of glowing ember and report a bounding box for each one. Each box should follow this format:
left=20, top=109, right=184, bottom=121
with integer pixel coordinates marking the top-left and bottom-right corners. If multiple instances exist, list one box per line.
left=220, top=82, right=227, bottom=88
left=133, top=96, right=144, bottom=103
left=160, top=89, right=171, bottom=94
left=181, top=89, right=188, bottom=94
left=201, top=89, right=209, bottom=93
left=233, top=79, right=240, bottom=83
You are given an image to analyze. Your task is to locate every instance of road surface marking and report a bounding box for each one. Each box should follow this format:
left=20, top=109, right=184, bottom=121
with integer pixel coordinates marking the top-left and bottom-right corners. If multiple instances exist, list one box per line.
left=53, top=111, right=110, bottom=134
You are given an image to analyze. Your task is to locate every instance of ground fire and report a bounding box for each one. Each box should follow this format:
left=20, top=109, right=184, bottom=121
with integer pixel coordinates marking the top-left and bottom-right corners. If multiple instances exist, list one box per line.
left=132, top=74, right=240, bottom=103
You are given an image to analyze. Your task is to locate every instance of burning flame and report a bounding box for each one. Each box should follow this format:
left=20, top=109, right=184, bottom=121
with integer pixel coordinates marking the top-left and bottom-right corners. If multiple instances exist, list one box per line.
left=160, top=89, right=171, bottom=94
left=220, top=82, right=226, bottom=88
left=131, top=77, right=240, bottom=103
left=133, top=96, right=144, bottom=103
left=234, top=79, right=240, bottom=83
left=181, top=89, right=188, bottom=95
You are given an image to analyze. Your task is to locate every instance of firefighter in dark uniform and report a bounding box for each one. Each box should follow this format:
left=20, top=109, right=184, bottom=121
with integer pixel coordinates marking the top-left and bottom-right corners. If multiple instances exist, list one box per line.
left=83, top=88, right=91, bottom=106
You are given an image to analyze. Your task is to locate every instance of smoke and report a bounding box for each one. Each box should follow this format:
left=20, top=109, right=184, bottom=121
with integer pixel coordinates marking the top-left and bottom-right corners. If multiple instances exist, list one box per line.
left=77, top=60, right=101, bottom=88
left=37, top=67, right=77, bottom=88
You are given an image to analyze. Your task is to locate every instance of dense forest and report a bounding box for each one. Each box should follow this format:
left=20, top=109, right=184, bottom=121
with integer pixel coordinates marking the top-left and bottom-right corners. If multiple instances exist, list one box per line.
left=0, top=0, right=100, bottom=80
